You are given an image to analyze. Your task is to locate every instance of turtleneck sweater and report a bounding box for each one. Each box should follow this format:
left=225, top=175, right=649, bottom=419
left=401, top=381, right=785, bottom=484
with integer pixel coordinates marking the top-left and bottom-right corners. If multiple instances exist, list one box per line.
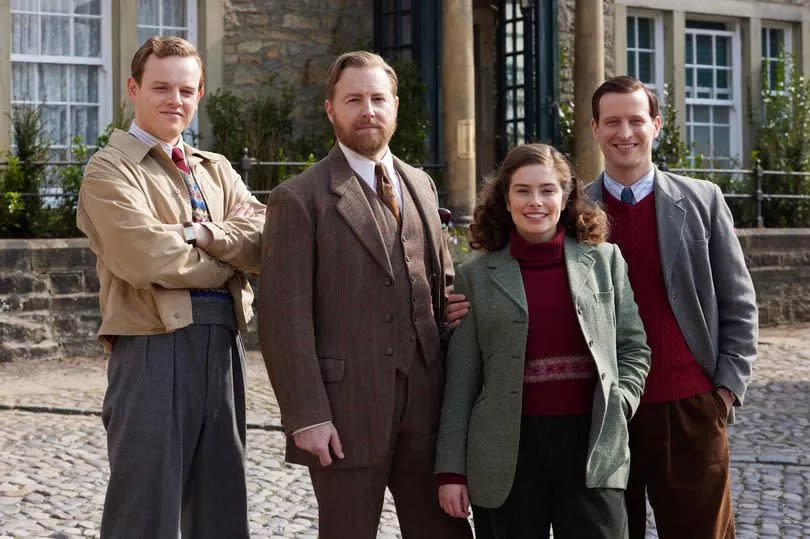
left=510, top=226, right=597, bottom=416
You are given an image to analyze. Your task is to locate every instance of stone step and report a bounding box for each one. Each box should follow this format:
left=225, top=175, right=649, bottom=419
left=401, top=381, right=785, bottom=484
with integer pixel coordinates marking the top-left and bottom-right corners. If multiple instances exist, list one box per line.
left=745, top=250, right=810, bottom=267
left=0, top=339, right=59, bottom=362
left=0, top=313, right=51, bottom=344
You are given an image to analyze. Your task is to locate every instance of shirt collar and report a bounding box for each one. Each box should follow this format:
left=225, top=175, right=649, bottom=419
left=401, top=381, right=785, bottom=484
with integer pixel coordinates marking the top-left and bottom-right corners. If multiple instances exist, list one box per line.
left=128, top=122, right=185, bottom=161
left=338, top=140, right=395, bottom=182
left=603, top=167, right=656, bottom=203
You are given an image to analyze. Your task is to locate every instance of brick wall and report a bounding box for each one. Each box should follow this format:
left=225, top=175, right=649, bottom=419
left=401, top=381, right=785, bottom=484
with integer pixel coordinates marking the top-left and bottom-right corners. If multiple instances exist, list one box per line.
left=1, top=231, right=808, bottom=361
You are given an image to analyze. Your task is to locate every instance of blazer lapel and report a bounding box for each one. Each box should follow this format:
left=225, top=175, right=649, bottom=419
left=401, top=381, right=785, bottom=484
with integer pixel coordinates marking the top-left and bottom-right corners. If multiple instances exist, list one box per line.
left=394, top=157, right=442, bottom=275
left=328, top=146, right=393, bottom=277
left=587, top=175, right=606, bottom=205
left=653, top=169, right=686, bottom=291
left=487, top=247, right=528, bottom=315
left=563, top=237, right=596, bottom=307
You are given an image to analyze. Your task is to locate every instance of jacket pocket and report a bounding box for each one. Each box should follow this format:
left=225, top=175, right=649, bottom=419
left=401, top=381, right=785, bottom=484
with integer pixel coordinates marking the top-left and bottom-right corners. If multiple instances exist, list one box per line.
left=318, top=355, right=345, bottom=383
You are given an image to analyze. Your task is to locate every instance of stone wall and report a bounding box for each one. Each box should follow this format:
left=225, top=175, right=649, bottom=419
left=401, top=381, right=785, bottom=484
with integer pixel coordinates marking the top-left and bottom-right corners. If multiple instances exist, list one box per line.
left=1, top=231, right=808, bottom=361
left=222, top=0, right=374, bottom=139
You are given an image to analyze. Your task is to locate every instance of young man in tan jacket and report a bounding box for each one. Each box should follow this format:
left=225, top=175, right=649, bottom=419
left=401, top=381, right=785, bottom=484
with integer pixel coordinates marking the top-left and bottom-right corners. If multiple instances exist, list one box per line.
left=77, top=36, right=264, bottom=538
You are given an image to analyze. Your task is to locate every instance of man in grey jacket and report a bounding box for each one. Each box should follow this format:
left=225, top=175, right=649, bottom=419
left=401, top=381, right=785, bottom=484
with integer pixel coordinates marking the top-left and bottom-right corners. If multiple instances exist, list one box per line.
left=587, top=75, right=758, bottom=538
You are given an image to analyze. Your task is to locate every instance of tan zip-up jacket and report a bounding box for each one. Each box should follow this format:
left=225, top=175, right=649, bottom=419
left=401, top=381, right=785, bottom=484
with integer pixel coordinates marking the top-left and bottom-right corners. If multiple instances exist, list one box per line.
left=77, top=129, right=265, bottom=348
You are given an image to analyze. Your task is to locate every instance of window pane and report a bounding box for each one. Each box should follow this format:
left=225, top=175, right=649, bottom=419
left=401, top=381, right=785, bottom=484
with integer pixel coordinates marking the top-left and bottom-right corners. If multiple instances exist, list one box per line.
left=770, top=28, right=784, bottom=55
left=401, top=14, right=412, bottom=46
left=72, top=65, right=98, bottom=102
left=165, top=0, right=186, bottom=27
left=74, top=17, right=101, bottom=57
left=42, top=104, right=68, bottom=145
left=627, top=17, right=636, bottom=48
left=769, top=62, right=779, bottom=89
left=401, top=0, right=412, bottom=9
left=41, top=0, right=71, bottom=13
left=713, top=106, right=729, bottom=124
left=693, top=105, right=710, bottom=123
left=713, top=125, right=730, bottom=157
left=41, top=15, right=70, bottom=55
left=686, top=69, right=694, bottom=97
left=74, top=0, right=100, bottom=15
left=505, top=1, right=514, bottom=20
left=12, top=63, right=37, bottom=101
left=72, top=105, right=98, bottom=144
left=628, top=52, right=636, bottom=77
left=173, top=29, right=187, bottom=41
left=138, top=0, right=159, bottom=25
left=691, top=125, right=711, bottom=157
left=12, top=13, right=39, bottom=54
left=505, top=22, right=514, bottom=54
left=637, top=18, right=652, bottom=49
left=137, top=28, right=154, bottom=46
left=506, top=90, right=514, bottom=120
left=685, top=35, right=693, bottom=64
left=716, top=69, right=730, bottom=98
left=715, top=37, right=730, bottom=67
left=638, top=51, right=654, bottom=84
left=382, top=15, right=395, bottom=48
left=697, top=68, right=712, bottom=92
left=696, top=35, right=712, bottom=65
left=39, top=63, right=69, bottom=101
left=12, top=0, right=38, bottom=10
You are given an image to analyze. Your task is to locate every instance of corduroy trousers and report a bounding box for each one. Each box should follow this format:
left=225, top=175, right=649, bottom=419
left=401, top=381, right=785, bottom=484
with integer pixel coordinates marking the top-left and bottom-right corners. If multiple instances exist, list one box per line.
left=625, top=390, right=734, bottom=539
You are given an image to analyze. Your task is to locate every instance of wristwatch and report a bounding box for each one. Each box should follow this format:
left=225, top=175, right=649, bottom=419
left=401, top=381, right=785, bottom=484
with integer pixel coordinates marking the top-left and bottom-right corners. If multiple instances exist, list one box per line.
left=182, top=222, right=196, bottom=246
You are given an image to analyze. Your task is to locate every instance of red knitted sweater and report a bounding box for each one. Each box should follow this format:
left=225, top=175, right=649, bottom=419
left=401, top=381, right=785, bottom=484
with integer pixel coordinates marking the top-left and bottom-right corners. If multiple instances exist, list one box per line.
left=603, top=189, right=712, bottom=403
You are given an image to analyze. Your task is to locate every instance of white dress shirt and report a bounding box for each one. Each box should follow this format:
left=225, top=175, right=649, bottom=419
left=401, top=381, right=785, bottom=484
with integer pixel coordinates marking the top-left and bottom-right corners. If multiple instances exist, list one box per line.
left=338, top=141, right=404, bottom=210
left=603, top=167, right=655, bottom=204
left=128, top=122, right=187, bottom=168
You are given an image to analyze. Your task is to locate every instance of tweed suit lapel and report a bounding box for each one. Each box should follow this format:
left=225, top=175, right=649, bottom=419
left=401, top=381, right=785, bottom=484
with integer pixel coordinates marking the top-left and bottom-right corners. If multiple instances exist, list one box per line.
left=487, top=246, right=528, bottom=315
left=563, top=236, right=596, bottom=307
left=653, top=169, right=686, bottom=292
left=328, top=145, right=393, bottom=278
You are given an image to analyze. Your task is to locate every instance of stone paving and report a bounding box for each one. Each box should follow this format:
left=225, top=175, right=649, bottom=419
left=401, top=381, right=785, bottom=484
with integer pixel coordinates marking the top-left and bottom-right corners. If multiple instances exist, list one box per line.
left=0, top=325, right=808, bottom=538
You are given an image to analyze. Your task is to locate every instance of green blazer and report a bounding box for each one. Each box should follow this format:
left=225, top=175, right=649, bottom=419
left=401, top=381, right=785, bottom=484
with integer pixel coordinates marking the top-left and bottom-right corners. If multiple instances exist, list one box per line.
left=435, top=236, right=651, bottom=508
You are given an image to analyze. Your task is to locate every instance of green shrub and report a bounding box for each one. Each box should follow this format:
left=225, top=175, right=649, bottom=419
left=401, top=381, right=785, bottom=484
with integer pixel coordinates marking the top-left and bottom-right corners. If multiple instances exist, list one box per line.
left=652, top=84, right=689, bottom=169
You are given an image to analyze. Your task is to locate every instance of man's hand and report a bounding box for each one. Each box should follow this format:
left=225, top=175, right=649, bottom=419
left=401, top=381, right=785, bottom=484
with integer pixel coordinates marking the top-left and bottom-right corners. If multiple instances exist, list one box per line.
left=444, top=293, right=470, bottom=330
left=438, top=484, right=470, bottom=518
left=293, top=422, right=345, bottom=467
left=716, top=387, right=735, bottom=413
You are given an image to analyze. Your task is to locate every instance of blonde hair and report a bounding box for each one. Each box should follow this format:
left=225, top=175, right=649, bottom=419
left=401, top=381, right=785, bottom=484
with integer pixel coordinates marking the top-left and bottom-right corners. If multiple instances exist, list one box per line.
left=131, top=35, right=204, bottom=90
left=325, top=51, right=397, bottom=100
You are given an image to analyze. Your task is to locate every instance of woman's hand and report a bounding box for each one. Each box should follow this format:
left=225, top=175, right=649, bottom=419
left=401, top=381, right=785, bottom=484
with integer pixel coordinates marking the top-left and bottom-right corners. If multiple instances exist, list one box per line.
left=438, top=484, right=471, bottom=518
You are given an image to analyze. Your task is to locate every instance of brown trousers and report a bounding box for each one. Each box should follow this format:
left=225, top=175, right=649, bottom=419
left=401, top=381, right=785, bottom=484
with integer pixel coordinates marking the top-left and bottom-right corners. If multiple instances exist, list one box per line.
left=626, top=390, right=735, bottom=539
left=309, top=352, right=472, bottom=539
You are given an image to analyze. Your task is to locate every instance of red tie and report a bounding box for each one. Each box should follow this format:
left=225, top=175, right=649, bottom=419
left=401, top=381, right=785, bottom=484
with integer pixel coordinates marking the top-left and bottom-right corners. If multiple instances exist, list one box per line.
left=171, top=146, right=190, bottom=174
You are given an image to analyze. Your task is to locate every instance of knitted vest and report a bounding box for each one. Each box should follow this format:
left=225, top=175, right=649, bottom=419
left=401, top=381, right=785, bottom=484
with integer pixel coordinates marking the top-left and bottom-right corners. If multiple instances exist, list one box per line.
left=604, top=189, right=712, bottom=403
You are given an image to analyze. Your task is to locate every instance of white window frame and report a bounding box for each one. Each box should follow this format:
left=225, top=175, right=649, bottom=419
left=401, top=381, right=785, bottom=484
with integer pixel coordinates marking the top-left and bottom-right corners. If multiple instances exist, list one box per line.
left=684, top=25, right=742, bottom=168
left=762, top=23, right=793, bottom=93
left=136, top=0, right=198, bottom=47
left=626, top=11, right=664, bottom=102
left=10, top=0, right=113, bottom=153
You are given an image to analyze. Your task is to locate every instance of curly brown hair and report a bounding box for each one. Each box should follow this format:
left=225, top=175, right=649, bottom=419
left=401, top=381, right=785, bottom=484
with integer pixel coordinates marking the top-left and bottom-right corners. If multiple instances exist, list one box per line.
left=469, top=143, right=608, bottom=251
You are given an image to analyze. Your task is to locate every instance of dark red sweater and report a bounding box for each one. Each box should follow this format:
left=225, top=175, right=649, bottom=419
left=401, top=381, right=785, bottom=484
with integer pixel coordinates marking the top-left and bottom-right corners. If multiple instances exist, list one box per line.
left=511, top=227, right=596, bottom=416
left=603, top=189, right=712, bottom=403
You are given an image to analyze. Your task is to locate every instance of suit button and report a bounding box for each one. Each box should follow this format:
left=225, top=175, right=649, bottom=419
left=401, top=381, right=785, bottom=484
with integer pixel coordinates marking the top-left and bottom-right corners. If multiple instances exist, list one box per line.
left=588, top=340, right=594, bottom=347
left=410, top=274, right=416, bottom=282
left=384, top=347, right=394, bottom=356
left=173, top=312, right=182, bottom=319
left=405, top=255, right=411, bottom=262
left=601, top=373, right=606, bottom=380
left=384, top=313, right=393, bottom=322
left=409, top=335, right=416, bottom=342
left=384, top=277, right=392, bottom=286
left=577, top=306, right=583, bottom=315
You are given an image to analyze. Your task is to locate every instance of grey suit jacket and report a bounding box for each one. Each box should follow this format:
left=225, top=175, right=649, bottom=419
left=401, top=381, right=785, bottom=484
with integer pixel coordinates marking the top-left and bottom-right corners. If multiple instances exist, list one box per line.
left=435, top=237, right=651, bottom=508
left=259, top=145, right=453, bottom=468
left=585, top=168, right=758, bottom=410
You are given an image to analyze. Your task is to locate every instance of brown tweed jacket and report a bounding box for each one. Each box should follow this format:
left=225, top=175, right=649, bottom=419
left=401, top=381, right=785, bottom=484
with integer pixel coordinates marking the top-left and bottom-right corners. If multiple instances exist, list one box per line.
left=259, top=145, right=453, bottom=468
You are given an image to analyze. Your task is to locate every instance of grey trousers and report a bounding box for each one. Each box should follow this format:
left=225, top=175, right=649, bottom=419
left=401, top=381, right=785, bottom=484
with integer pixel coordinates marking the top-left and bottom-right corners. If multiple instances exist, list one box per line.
left=100, top=299, right=248, bottom=539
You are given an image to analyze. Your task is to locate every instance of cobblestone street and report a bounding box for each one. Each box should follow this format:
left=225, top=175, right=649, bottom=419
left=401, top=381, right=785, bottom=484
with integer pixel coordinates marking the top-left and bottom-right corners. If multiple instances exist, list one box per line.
left=1, top=325, right=808, bottom=538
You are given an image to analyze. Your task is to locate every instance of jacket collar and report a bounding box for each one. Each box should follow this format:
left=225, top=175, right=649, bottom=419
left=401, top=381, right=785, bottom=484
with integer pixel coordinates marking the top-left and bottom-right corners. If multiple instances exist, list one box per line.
left=652, top=168, right=686, bottom=291
left=107, top=128, right=212, bottom=167
left=485, top=234, right=596, bottom=315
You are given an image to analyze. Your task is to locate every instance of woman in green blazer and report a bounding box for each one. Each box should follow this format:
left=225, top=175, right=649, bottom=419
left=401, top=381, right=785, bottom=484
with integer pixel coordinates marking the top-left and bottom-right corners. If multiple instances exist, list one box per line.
left=435, top=143, right=651, bottom=538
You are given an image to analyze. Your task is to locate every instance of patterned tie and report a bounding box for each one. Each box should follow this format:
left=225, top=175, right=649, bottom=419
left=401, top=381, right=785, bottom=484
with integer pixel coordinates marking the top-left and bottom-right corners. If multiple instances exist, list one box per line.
left=620, top=186, right=635, bottom=205
left=171, top=146, right=190, bottom=174
left=375, top=162, right=401, bottom=222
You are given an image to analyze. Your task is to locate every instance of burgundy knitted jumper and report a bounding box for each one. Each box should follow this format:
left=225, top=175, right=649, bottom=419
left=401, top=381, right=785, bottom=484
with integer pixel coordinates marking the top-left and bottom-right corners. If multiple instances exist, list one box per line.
left=603, top=188, right=712, bottom=403
left=510, top=227, right=597, bottom=416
